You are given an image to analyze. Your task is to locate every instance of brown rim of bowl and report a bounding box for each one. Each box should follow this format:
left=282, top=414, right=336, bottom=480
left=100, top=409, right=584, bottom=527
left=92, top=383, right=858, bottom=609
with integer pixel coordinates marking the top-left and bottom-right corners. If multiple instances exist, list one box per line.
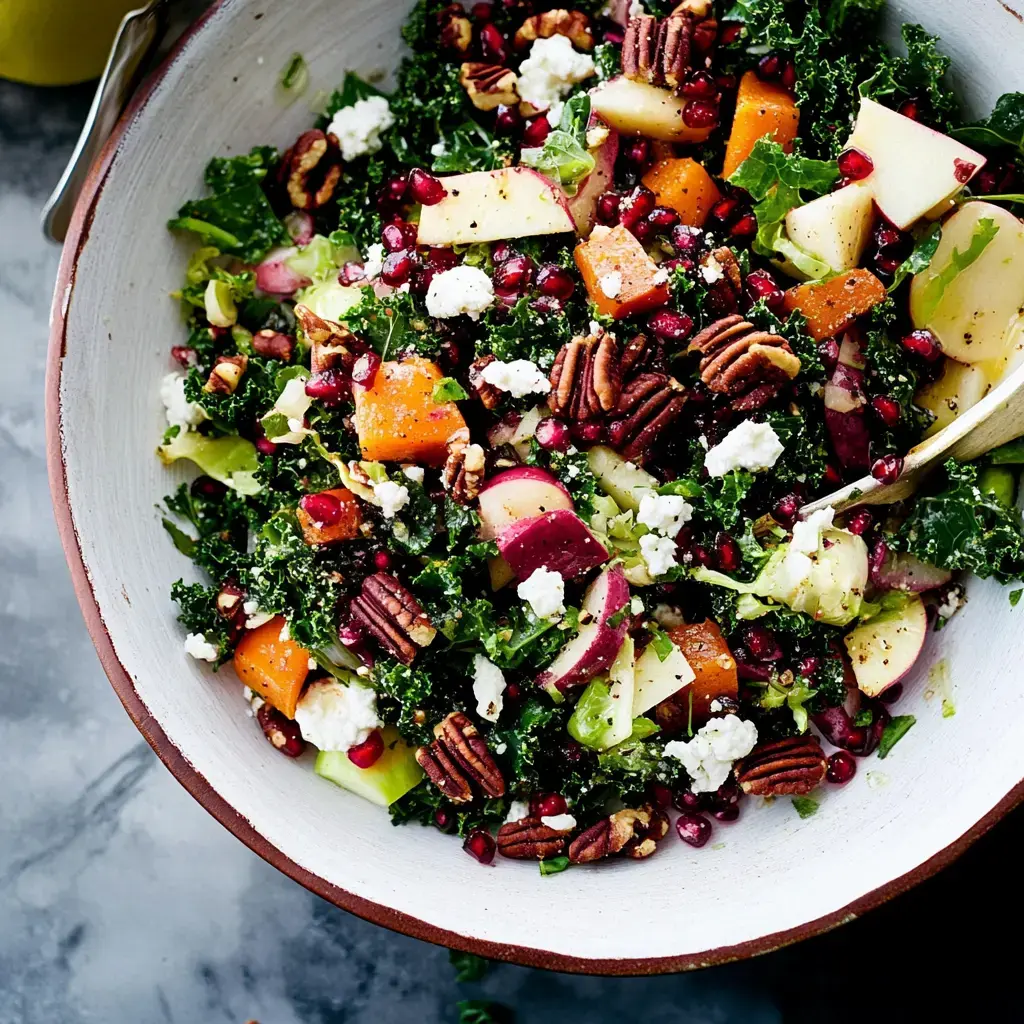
left=44, top=0, right=1024, bottom=976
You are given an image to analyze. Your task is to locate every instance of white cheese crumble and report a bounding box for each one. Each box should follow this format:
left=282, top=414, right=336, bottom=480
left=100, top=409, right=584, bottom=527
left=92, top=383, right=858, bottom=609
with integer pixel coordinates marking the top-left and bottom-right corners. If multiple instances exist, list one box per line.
left=160, top=372, right=208, bottom=432
left=505, top=799, right=531, bottom=823
left=653, top=603, right=684, bottom=629
left=472, top=654, right=507, bottom=724
left=279, top=621, right=291, bottom=642
left=402, top=465, right=425, bottom=484
left=700, top=255, right=724, bottom=284
left=363, top=242, right=385, bottom=280
left=598, top=271, right=623, bottom=298
left=242, top=599, right=275, bottom=630
left=541, top=813, right=577, bottom=832
left=184, top=632, right=218, bottom=662
left=709, top=698, right=723, bottom=713
left=326, top=96, right=395, bottom=161
left=517, top=35, right=596, bottom=112
left=294, top=680, right=382, bottom=752
left=517, top=566, right=566, bottom=619
left=425, top=264, right=495, bottom=320
left=373, top=480, right=410, bottom=519
left=629, top=595, right=644, bottom=615
left=480, top=358, right=551, bottom=398
left=652, top=266, right=670, bottom=285
left=639, top=533, right=678, bottom=577
left=936, top=587, right=964, bottom=620
left=704, top=420, right=785, bottom=478
left=628, top=0, right=645, bottom=15
left=265, top=376, right=314, bottom=444
left=637, top=492, right=693, bottom=536
left=791, top=506, right=836, bottom=555
left=664, top=715, right=758, bottom=793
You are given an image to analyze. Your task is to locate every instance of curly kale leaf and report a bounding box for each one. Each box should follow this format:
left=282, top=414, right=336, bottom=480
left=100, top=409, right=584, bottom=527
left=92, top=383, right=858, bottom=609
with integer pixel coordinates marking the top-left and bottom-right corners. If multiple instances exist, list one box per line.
left=432, top=120, right=513, bottom=174
left=323, top=71, right=385, bottom=120
left=548, top=447, right=598, bottom=520
left=340, top=287, right=440, bottom=358
left=390, top=481, right=440, bottom=555
left=373, top=660, right=443, bottom=745
left=204, top=146, right=278, bottom=192
left=952, top=92, right=1024, bottom=158
left=163, top=482, right=255, bottom=580
left=479, top=296, right=574, bottom=367
left=335, top=160, right=386, bottom=247
left=766, top=411, right=829, bottom=488
left=170, top=581, right=234, bottom=663
left=389, top=780, right=508, bottom=838
left=183, top=358, right=282, bottom=434
left=492, top=698, right=565, bottom=791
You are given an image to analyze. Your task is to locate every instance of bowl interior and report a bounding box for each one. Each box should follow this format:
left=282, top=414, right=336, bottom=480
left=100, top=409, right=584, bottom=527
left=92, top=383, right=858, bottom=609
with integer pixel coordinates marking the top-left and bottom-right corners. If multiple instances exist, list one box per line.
left=52, top=0, right=1024, bottom=971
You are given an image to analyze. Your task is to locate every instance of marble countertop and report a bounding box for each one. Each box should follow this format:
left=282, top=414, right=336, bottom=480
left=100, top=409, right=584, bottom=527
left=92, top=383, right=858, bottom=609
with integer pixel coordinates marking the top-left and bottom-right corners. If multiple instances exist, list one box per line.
left=1, top=36, right=1020, bottom=1024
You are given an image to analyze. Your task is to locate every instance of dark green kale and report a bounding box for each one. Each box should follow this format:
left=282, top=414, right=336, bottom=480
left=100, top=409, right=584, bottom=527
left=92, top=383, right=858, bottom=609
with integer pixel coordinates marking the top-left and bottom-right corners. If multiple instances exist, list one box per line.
left=340, top=287, right=441, bottom=358
left=374, top=659, right=448, bottom=744
left=548, top=447, right=598, bottom=519
left=335, top=159, right=386, bottom=247
left=457, top=1000, right=509, bottom=1024
left=322, top=71, right=385, bottom=120
left=163, top=482, right=254, bottom=580
left=390, top=480, right=440, bottom=555
left=183, top=358, right=282, bottom=435
left=592, top=42, right=621, bottom=81
left=204, top=146, right=279, bottom=192
left=169, top=581, right=234, bottom=663
left=390, top=779, right=508, bottom=837
left=766, top=411, right=829, bottom=488
left=492, top=698, right=565, bottom=792
left=479, top=296, right=575, bottom=367
left=952, top=92, right=1024, bottom=159
left=877, top=714, right=916, bottom=758
left=888, top=222, right=942, bottom=293
left=432, top=121, right=514, bottom=174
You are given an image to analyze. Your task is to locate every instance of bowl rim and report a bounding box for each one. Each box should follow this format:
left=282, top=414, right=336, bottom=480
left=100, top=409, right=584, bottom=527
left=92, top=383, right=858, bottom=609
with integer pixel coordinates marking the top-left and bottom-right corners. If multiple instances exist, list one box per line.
left=44, top=0, right=1024, bottom=975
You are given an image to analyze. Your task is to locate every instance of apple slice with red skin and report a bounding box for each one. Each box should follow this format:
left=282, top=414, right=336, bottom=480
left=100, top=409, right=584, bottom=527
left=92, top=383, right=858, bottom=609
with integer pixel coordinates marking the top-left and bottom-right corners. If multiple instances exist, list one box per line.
left=869, top=543, right=951, bottom=593
left=566, top=122, right=619, bottom=237
left=536, top=567, right=630, bottom=698
left=824, top=333, right=871, bottom=471
left=497, top=509, right=609, bottom=581
left=844, top=594, right=928, bottom=698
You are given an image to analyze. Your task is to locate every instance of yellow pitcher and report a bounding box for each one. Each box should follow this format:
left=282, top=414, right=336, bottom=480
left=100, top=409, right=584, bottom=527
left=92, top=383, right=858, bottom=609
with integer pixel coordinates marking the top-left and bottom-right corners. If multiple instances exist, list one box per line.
left=0, top=0, right=140, bottom=85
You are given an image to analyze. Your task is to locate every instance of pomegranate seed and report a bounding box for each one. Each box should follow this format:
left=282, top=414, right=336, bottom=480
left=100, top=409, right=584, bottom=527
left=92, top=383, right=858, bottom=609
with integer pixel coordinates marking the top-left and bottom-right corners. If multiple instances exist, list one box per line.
left=531, top=295, right=564, bottom=315
left=719, top=22, right=743, bottom=44
left=673, top=789, right=702, bottom=812
left=953, top=158, right=978, bottom=184
left=339, top=261, right=367, bottom=286
left=399, top=220, right=420, bottom=248
left=709, top=196, right=739, bottom=227
left=171, top=345, right=197, bottom=367
left=712, top=780, right=741, bottom=808
left=734, top=651, right=771, bottom=681
left=773, top=493, right=800, bottom=526
left=305, top=369, right=348, bottom=406
left=522, top=115, right=550, bottom=147
left=648, top=205, right=680, bottom=230
left=385, top=174, right=408, bottom=201
left=373, top=550, right=392, bottom=571
left=715, top=531, right=742, bottom=572
left=797, top=655, right=821, bottom=677
left=572, top=421, right=605, bottom=444
left=493, top=253, right=534, bottom=292
left=647, top=309, right=694, bottom=342
left=623, top=138, right=651, bottom=166
left=745, top=625, right=783, bottom=661
left=631, top=218, right=654, bottom=242
left=743, top=268, right=784, bottom=312
left=619, top=184, right=657, bottom=230
left=845, top=509, right=873, bottom=536
left=671, top=223, right=703, bottom=254
left=676, top=813, right=713, bottom=847
left=535, top=263, right=575, bottom=299
left=756, top=53, right=783, bottom=79
left=352, top=351, right=382, bottom=386
left=434, top=808, right=455, bottom=832
left=874, top=251, right=901, bottom=276
left=428, top=247, right=459, bottom=271
left=596, top=191, right=621, bottom=225
left=256, top=703, right=305, bottom=757
left=682, top=98, right=719, bottom=129
left=502, top=682, right=521, bottom=705
left=650, top=783, right=673, bottom=808
left=494, top=103, right=522, bottom=134
left=826, top=750, right=857, bottom=784
left=300, top=491, right=342, bottom=526
left=874, top=223, right=905, bottom=250
left=681, top=69, right=718, bottom=98
left=409, top=167, right=447, bottom=205
left=191, top=475, right=227, bottom=500
left=463, top=828, right=496, bottom=864
left=729, top=213, right=758, bottom=239
left=471, top=1, right=492, bottom=20
left=380, top=222, right=406, bottom=253
left=780, top=62, right=797, bottom=91
left=837, top=148, right=874, bottom=181
left=531, top=792, right=568, bottom=818
left=871, top=454, right=904, bottom=484
left=691, top=544, right=713, bottom=568
left=901, top=329, right=943, bottom=362
left=536, top=417, right=571, bottom=452
left=491, top=241, right=515, bottom=265
left=898, top=97, right=920, bottom=121
left=713, top=804, right=740, bottom=822
left=478, top=21, right=508, bottom=63
left=381, top=250, right=416, bottom=286
left=348, top=729, right=385, bottom=769
left=818, top=337, right=840, bottom=373
left=871, top=395, right=901, bottom=427
left=974, top=161, right=1017, bottom=195
left=824, top=463, right=842, bottom=486
left=255, top=437, right=278, bottom=456
left=880, top=682, right=904, bottom=704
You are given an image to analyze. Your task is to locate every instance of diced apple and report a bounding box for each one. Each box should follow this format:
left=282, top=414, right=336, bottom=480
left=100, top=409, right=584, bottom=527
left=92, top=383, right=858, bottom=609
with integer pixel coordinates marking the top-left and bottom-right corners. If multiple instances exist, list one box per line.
left=783, top=182, right=874, bottom=277
left=314, top=726, right=423, bottom=806
left=590, top=76, right=714, bottom=143
left=869, top=547, right=952, bottom=593
left=416, top=167, right=575, bottom=246
left=567, top=123, right=619, bottom=237
left=823, top=335, right=870, bottom=471
left=587, top=444, right=659, bottom=512
left=582, top=565, right=631, bottom=626
left=845, top=98, right=986, bottom=230
left=497, top=509, right=608, bottom=580
left=477, top=466, right=573, bottom=540
left=909, top=201, right=1024, bottom=364
left=631, top=640, right=695, bottom=717
left=915, top=358, right=990, bottom=436
left=567, top=635, right=637, bottom=751
left=843, top=594, right=928, bottom=698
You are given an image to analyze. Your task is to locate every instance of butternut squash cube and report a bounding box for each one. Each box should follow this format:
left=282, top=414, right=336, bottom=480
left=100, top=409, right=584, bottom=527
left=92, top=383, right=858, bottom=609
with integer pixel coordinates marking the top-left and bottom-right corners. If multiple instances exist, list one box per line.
left=234, top=616, right=311, bottom=719
left=783, top=269, right=887, bottom=341
left=642, top=157, right=721, bottom=228
left=667, top=619, right=739, bottom=721
left=723, top=71, right=800, bottom=179
left=575, top=224, right=671, bottom=319
left=296, top=487, right=363, bottom=546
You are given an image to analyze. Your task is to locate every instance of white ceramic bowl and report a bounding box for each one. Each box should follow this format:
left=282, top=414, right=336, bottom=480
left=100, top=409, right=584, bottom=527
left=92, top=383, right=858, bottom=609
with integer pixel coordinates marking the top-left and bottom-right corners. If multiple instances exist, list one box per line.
left=48, top=0, right=1024, bottom=973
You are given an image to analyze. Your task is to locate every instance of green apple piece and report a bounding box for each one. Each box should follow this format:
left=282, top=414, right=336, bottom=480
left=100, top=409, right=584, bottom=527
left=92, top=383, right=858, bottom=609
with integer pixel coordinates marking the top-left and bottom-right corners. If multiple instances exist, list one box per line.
left=845, top=98, right=985, bottom=229
left=416, top=167, right=575, bottom=246
left=590, top=76, right=697, bottom=142
left=314, top=726, right=423, bottom=807
left=915, top=358, right=990, bottom=436
left=844, top=594, right=927, bottom=698
left=631, top=639, right=695, bottom=717
left=567, top=636, right=635, bottom=751
left=587, top=444, right=660, bottom=512
left=157, top=431, right=260, bottom=495
left=910, top=201, right=1024, bottom=365
left=783, top=182, right=874, bottom=277
left=297, top=279, right=363, bottom=322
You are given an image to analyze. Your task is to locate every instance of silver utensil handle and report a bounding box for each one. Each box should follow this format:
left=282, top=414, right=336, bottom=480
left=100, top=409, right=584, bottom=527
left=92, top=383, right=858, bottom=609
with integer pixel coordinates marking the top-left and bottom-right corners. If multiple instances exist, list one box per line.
left=41, top=4, right=166, bottom=244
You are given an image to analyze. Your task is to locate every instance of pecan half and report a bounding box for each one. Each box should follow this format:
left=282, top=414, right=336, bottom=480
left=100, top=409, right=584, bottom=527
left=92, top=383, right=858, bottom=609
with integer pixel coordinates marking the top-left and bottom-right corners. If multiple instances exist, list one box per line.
left=350, top=573, right=436, bottom=665
left=459, top=62, right=520, bottom=111
left=568, top=808, right=655, bottom=864
left=417, top=711, right=505, bottom=804
left=497, top=816, right=570, bottom=859
left=468, top=354, right=502, bottom=409
left=415, top=740, right=474, bottom=804
left=438, top=4, right=473, bottom=53
left=514, top=9, right=594, bottom=50
left=735, top=735, right=828, bottom=796
left=548, top=328, right=621, bottom=421
left=606, top=372, right=688, bottom=463
left=619, top=332, right=666, bottom=381
left=282, top=129, right=342, bottom=211
left=621, top=12, right=693, bottom=92
left=295, top=303, right=355, bottom=374
left=252, top=329, right=295, bottom=362
left=622, top=804, right=670, bottom=860
left=443, top=442, right=486, bottom=505
left=700, top=246, right=743, bottom=317
left=688, top=315, right=801, bottom=411
left=204, top=354, right=248, bottom=395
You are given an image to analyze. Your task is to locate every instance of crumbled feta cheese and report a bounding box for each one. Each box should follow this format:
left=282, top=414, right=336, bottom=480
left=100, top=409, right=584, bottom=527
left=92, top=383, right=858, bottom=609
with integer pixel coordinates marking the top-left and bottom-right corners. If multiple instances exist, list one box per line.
left=936, top=585, right=965, bottom=621
left=307, top=658, right=318, bottom=671
left=505, top=799, right=531, bottom=823
left=326, top=96, right=395, bottom=161
left=638, top=492, right=693, bottom=536
left=425, top=265, right=495, bottom=320
left=791, top=506, right=836, bottom=555
left=160, top=372, right=207, bottom=432
left=430, top=139, right=448, bottom=157
left=363, top=242, right=385, bottom=279
left=630, top=595, right=644, bottom=615
left=653, top=603, right=684, bottom=629
left=243, top=599, right=275, bottom=630
left=402, top=465, right=425, bottom=484
left=700, top=255, right=724, bottom=284
left=480, top=358, right=551, bottom=398
left=279, top=621, right=291, bottom=642
left=709, top=698, right=723, bottom=713
left=517, top=36, right=596, bottom=112
left=704, top=420, right=785, bottom=477
left=599, top=271, right=622, bottom=298
left=586, top=125, right=610, bottom=148
left=495, top=742, right=507, bottom=755
left=374, top=480, right=410, bottom=519
left=541, top=813, right=577, bottom=831
left=184, top=632, right=218, bottom=662
left=664, top=715, right=758, bottom=793
left=652, top=266, right=670, bottom=285
left=639, top=533, right=678, bottom=577
left=517, top=566, right=566, bottom=619
left=294, top=680, right=382, bottom=752
left=472, top=654, right=506, bottom=723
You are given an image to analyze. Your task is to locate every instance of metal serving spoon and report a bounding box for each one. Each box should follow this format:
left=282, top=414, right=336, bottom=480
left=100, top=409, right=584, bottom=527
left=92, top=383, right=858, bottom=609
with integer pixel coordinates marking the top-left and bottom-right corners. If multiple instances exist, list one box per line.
left=802, top=358, right=1024, bottom=517
left=41, top=0, right=173, bottom=244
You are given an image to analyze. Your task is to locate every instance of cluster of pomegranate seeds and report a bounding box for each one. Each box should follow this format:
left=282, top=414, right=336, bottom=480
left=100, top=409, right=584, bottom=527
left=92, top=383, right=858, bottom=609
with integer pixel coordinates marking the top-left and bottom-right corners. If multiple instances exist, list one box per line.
left=623, top=138, right=651, bottom=168
left=463, top=828, right=496, bottom=864
left=901, top=328, right=942, bottom=362
left=837, top=147, right=874, bottom=182
left=347, top=729, right=385, bottom=769
left=708, top=195, right=757, bottom=241
left=826, top=751, right=857, bottom=784
left=536, top=417, right=572, bottom=452
left=676, top=813, right=713, bottom=848
left=974, top=159, right=1018, bottom=195
left=619, top=184, right=657, bottom=232
left=773, top=493, right=801, bottom=527
left=743, top=268, right=785, bottom=313
left=493, top=252, right=535, bottom=295
left=255, top=436, right=279, bottom=456
left=897, top=97, right=920, bottom=121
left=871, top=454, right=905, bottom=484
left=797, top=655, right=821, bottom=678
left=522, top=115, right=551, bottom=147
left=338, top=261, right=367, bottom=286
left=535, top=263, right=575, bottom=300
left=300, top=491, right=343, bottom=526
left=647, top=309, right=694, bottom=342
left=744, top=625, right=783, bottom=662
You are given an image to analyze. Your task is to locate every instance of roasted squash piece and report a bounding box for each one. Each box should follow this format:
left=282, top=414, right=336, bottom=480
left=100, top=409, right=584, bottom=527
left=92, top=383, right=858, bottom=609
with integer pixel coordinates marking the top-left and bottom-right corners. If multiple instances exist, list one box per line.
left=668, top=619, right=739, bottom=721
left=642, top=157, right=721, bottom=228
left=296, top=487, right=362, bottom=546
left=234, top=616, right=311, bottom=719
left=783, top=269, right=887, bottom=341
left=723, top=71, right=800, bottom=179
left=575, top=224, right=671, bottom=319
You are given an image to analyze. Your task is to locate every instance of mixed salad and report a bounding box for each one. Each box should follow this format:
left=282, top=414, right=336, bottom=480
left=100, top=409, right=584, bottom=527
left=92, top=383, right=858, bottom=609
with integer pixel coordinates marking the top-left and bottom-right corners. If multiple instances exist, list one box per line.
left=159, top=0, right=1024, bottom=871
